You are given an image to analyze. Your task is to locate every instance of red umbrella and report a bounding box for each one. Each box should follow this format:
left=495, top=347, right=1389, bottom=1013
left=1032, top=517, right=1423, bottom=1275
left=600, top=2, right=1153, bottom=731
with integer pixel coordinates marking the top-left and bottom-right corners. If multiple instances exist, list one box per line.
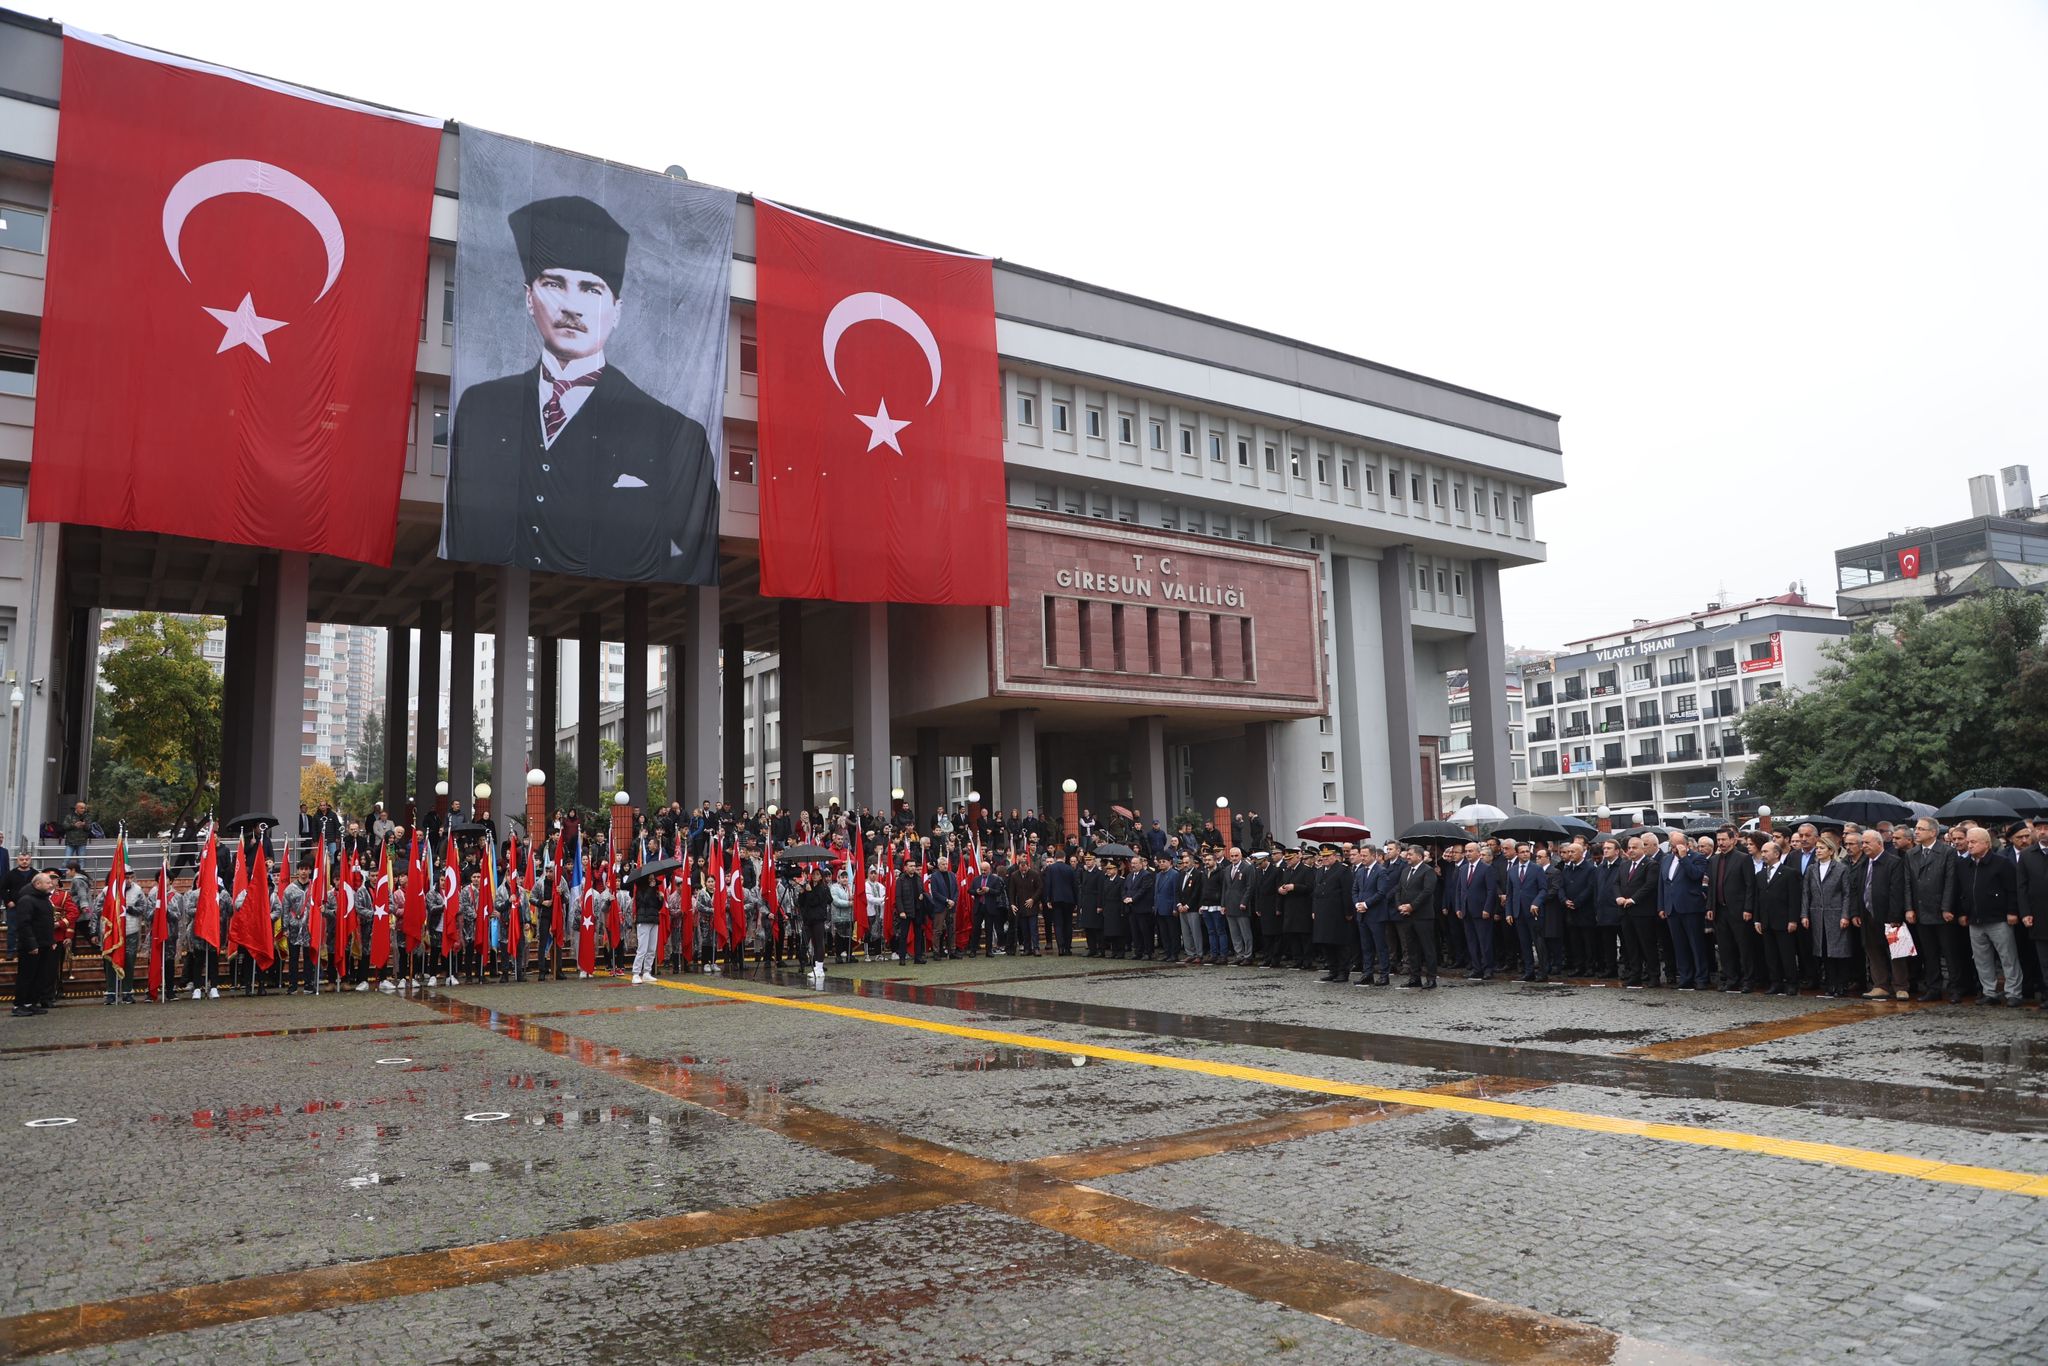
left=1295, top=814, right=1370, bottom=844
left=1111, top=805, right=1135, bottom=820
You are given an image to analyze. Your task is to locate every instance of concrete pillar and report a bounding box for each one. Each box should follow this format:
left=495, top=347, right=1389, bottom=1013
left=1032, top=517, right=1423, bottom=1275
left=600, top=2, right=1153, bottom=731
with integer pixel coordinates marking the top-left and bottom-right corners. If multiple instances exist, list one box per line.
left=260, top=552, right=309, bottom=826
left=58, top=606, right=97, bottom=798
left=492, top=566, right=531, bottom=833
left=661, top=639, right=683, bottom=805
left=849, top=603, right=890, bottom=814
left=622, top=586, right=648, bottom=810
left=1464, top=557, right=1513, bottom=806
left=219, top=607, right=254, bottom=820
left=414, top=599, right=441, bottom=822
left=777, top=600, right=808, bottom=813
left=382, top=623, right=408, bottom=816
left=535, top=635, right=558, bottom=817
left=1378, top=546, right=1422, bottom=830
left=721, top=621, right=744, bottom=806
left=998, top=707, right=1037, bottom=817
left=680, top=586, right=720, bottom=810
left=1128, top=715, right=1169, bottom=832
left=970, top=744, right=994, bottom=813
left=576, top=612, right=601, bottom=811
left=913, top=726, right=943, bottom=822
left=447, top=570, right=477, bottom=812
left=1242, top=721, right=1276, bottom=837
left=747, top=670, right=765, bottom=803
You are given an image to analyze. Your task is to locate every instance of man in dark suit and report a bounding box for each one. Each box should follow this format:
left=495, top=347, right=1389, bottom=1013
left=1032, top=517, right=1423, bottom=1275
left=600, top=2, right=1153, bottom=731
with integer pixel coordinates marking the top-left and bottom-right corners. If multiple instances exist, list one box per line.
left=2018, top=817, right=2048, bottom=996
left=1754, top=838, right=1802, bottom=995
left=1906, top=816, right=1961, bottom=1001
left=1707, top=827, right=1758, bottom=992
left=1393, top=845, right=1439, bottom=989
left=1615, top=835, right=1665, bottom=988
left=1658, top=834, right=1711, bottom=989
left=1450, top=841, right=1496, bottom=981
left=1961, top=826, right=2022, bottom=1005
left=1855, top=829, right=1911, bottom=999
left=1502, top=842, right=1546, bottom=982
left=1557, top=839, right=1600, bottom=978
left=446, top=195, right=718, bottom=584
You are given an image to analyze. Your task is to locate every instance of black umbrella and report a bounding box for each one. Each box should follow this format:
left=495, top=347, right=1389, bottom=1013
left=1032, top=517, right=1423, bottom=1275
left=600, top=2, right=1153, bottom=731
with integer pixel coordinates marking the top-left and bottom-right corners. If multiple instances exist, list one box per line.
left=1489, top=814, right=1569, bottom=844
left=777, top=843, right=836, bottom=863
left=1093, top=842, right=1137, bottom=859
left=1618, top=825, right=1671, bottom=842
left=1954, top=787, right=2048, bottom=818
left=1935, top=795, right=2020, bottom=823
left=223, top=812, right=280, bottom=833
left=622, top=857, right=683, bottom=885
left=450, top=820, right=494, bottom=837
left=1903, top=801, right=1939, bottom=822
left=1821, top=789, right=1913, bottom=825
left=1554, top=815, right=1599, bottom=839
left=1681, top=818, right=1726, bottom=834
left=1396, top=820, right=1471, bottom=845
left=1784, top=814, right=1846, bottom=833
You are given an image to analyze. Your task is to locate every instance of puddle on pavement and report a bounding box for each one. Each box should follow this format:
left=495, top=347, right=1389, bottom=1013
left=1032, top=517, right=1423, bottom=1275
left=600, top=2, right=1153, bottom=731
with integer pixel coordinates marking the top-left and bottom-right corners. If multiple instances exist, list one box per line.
left=1422, top=1117, right=1526, bottom=1154
left=1505, top=1027, right=1657, bottom=1045
left=951, top=1048, right=1090, bottom=1071
left=450, top=1156, right=560, bottom=1177
left=1932, top=1041, right=2047, bottom=1072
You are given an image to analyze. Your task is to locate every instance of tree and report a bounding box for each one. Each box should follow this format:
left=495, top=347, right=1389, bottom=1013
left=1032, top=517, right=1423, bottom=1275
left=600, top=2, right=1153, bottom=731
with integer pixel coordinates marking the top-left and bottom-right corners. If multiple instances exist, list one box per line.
left=300, top=761, right=338, bottom=811
left=91, top=612, right=222, bottom=831
left=553, top=747, right=579, bottom=807
left=647, top=758, right=668, bottom=809
left=472, top=715, right=492, bottom=787
left=1741, top=592, right=2048, bottom=811
left=599, top=738, right=623, bottom=788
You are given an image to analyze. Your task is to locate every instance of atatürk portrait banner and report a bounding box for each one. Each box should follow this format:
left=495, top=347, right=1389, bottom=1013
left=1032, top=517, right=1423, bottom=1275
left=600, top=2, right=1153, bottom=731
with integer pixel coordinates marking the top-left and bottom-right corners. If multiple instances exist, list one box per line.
left=443, top=127, right=735, bottom=585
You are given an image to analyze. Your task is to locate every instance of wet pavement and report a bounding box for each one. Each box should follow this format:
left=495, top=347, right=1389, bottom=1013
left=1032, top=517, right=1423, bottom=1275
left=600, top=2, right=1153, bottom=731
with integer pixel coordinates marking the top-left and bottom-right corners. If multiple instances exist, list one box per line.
left=1, top=954, right=2043, bottom=1364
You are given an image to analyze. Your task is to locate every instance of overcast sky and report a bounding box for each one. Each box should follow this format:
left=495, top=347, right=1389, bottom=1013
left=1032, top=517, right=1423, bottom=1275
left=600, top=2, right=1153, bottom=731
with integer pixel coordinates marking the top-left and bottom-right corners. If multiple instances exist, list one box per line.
left=54, top=0, right=2048, bottom=648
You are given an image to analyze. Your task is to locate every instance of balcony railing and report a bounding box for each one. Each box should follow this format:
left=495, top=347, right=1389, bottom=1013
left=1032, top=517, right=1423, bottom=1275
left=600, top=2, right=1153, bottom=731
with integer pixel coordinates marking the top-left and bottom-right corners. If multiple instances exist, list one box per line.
left=1531, top=726, right=1556, bottom=741
left=1599, top=756, right=1625, bottom=771
left=1561, top=686, right=1586, bottom=701
left=1661, top=671, right=1695, bottom=687
left=1631, top=752, right=1663, bottom=767
left=1562, top=724, right=1590, bottom=738
left=1630, top=711, right=1661, bottom=728
left=1532, top=763, right=1560, bottom=778
left=1592, top=684, right=1619, bottom=697
left=1596, top=720, right=1624, bottom=734
left=1667, top=708, right=1699, bottom=724
left=1668, top=746, right=1702, bottom=763
left=1706, top=663, right=1739, bottom=679
left=1532, top=693, right=1554, bottom=709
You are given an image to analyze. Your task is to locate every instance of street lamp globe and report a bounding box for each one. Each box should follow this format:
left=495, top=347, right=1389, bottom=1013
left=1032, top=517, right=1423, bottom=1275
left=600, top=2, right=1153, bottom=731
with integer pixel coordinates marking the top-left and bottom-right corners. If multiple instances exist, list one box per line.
left=1757, top=804, right=1773, bottom=819
left=526, top=768, right=546, bottom=787
left=474, top=782, right=491, bottom=802
left=1215, top=796, right=1229, bottom=809
left=1061, top=779, right=1078, bottom=794
left=613, top=791, right=631, bottom=807
left=967, top=790, right=980, bottom=804
left=435, top=781, right=449, bottom=797
left=890, top=787, right=905, bottom=801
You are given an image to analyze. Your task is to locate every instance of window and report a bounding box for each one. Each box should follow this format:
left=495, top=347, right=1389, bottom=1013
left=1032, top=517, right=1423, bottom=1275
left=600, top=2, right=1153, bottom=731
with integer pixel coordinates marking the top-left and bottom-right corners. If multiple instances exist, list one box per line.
left=1180, top=428, right=1195, bottom=456
left=1289, top=447, right=1303, bottom=479
left=1208, top=432, right=1223, bottom=461
left=1315, top=455, right=1328, bottom=484
left=0, top=485, right=23, bottom=539
left=726, top=445, right=757, bottom=485
left=1263, top=443, right=1278, bottom=473
left=1363, top=466, right=1378, bottom=494
left=1748, top=641, right=1775, bottom=661
left=1322, top=782, right=1337, bottom=803
left=1512, top=496, right=1526, bottom=522
left=1320, top=751, right=1335, bottom=772
left=738, top=336, right=757, bottom=375
left=1390, top=471, right=1403, bottom=499
left=1318, top=715, right=1333, bottom=734
left=1631, top=662, right=1652, bottom=682
left=1118, top=414, right=1134, bottom=444
left=1431, top=479, right=1444, bottom=507
left=1411, top=474, right=1423, bottom=502
left=0, top=204, right=48, bottom=254
left=432, top=406, right=448, bottom=449
left=1416, top=567, right=1429, bottom=591
left=1150, top=421, right=1165, bottom=450
left=1453, top=485, right=1466, bottom=511
left=1435, top=569, right=1446, bottom=594
left=1452, top=571, right=1466, bottom=596
left=1236, top=438, right=1250, bottom=467
left=1018, top=394, right=1036, bottom=426
left=1449, top=704, right=1471, bottom=724
left=1051, top=401, right=1070, bottom=433
left=1085, top=407, right=1102, bottom=438
left=1340, top=461, right=1354, bottom=490
left=0, top=353, right=33, bottom=397
left=1492, top=492, right=1504, bottom=518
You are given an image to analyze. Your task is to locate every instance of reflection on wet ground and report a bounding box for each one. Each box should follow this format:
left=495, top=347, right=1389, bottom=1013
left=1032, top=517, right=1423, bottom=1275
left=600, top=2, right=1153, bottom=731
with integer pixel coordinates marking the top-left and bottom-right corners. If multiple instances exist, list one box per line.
left=0, top=1016, right=458, bottom=1054
left=793, top=973, right=2048, bottom=1133
left=949, top=1047, right=1091, bottom=1071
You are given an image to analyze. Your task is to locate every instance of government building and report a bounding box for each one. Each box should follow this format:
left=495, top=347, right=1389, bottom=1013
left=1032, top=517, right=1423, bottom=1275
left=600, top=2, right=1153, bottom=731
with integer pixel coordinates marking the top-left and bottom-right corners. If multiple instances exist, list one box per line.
left=0, top=11, right=1565, bottom=843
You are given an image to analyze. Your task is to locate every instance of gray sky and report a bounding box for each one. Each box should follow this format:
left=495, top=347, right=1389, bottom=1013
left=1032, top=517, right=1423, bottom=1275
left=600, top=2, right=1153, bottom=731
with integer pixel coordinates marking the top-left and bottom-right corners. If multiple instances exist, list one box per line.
left=56, top=0, right=2048, bottom=648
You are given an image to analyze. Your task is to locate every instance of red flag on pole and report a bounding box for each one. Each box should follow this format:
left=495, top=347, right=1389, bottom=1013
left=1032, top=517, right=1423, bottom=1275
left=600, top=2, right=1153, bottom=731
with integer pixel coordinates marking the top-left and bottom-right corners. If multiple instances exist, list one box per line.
left=337, top=854, right=361, bottom=967
left=150, top=863, right=169, bottom=1001
left=549, top=835, right=565, bottom=947
left=709, top=837, right=727, bottom=950
left=851, top=826, right=868, bottom=939
left=956, top=842, right=977, bottom=951
left=229, top=835, right=275, bottom=970
left=883, top=842, right=898, bottom=945
left=195, top=826, right=221, bottom=951
left=440, top=849, right=463, bottom=959
left=603, top=857, right=621, bottom=952
left=753, top=200, right=1006, bottom=604
left=577, top=881, right=597, bottom=975
left=370, top=843, right=392, bottom=970
left=27, top=32, right=442, bottom=565
left=403, top=829, right=427, bottom=947
left=478, top=840, right=498, bottom=953
left=724, top=837, right=746, bottom=949
left=100, top=831, right=128, bottom=977
left=306, top=839, right=327, bottom=977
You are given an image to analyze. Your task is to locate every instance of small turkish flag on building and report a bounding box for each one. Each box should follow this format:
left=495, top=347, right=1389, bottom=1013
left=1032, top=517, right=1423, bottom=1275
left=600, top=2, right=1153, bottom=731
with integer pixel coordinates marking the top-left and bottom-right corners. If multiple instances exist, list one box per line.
left=28, top=31, right=441, bottom=565
left=1898, top=547, right=1922, bottom=579
left=754, top=201, right=1007, bottom=605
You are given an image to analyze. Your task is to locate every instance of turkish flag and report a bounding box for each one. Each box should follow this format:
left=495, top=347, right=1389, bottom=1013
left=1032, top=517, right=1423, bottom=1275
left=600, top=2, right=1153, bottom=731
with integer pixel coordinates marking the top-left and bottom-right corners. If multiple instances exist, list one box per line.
left=1898, top=547, right=1922, bottom=579
left=754, top=201, right=1007, bottom=605
left=28, top=32, right=441, bottom=565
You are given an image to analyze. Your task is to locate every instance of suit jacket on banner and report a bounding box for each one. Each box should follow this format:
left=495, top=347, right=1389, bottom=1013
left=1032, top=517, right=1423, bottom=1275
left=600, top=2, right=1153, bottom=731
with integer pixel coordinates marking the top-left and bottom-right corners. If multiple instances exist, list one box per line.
left=753, top=201, right=1007, bottom=605
left=28, top=30, right=441, bottom=565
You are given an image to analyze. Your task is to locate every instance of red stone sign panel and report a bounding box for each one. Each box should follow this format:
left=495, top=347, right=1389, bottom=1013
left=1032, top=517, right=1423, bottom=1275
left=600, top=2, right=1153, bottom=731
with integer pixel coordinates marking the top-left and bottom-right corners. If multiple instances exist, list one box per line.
left=993, top=511, right=1325, bottom=713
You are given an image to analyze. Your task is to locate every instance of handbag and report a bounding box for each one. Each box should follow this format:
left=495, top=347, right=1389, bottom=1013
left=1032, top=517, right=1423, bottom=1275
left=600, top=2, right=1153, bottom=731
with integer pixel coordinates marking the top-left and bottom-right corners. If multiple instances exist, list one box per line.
left=1885, top=921, right=1916, bottom=959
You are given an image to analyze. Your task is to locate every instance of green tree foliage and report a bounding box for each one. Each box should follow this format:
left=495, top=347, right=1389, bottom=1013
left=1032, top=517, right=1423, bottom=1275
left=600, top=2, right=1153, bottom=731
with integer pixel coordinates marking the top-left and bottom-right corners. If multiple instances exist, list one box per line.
left=1740, top=592, right=2048, bottom=811
left=90, top=612, right=222, bottom=831
left=598, top=737, right=623, bottom=787
left=647, top=758, right=668, bottom=809
left=553, top=747, right=579, bottom=807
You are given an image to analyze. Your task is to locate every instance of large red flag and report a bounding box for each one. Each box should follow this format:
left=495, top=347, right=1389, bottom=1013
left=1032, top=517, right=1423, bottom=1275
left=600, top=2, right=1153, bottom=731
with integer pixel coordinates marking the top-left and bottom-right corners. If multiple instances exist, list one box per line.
left=753, top=201, right=1006, bottom=605
left=336, top=856, right=360, bottom=968
left=306, top=841, right=327, bottom=976
left=851, top=827, right=868, bottom=939
left=150, top=864, right=170, bottom=1002
left=369, top=843, right=393, bottom=970
left=577, top=884, right=597, bottom=975
left=27, top=32, right=442, bottom=565
left=99, top=833, right=128, bottom=977
left=403, top=830, right=427, bottom=947
left=194, top=827, right=221, bottom=950
left=709, top=838, right=727, bottom=950
left=229, top=837, right=275, bottom=970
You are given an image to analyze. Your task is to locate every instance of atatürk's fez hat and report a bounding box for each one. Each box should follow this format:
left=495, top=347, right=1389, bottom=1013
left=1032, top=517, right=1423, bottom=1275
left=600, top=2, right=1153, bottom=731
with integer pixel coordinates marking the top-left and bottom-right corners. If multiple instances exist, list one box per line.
left=508, top=195, right=630, bottom=297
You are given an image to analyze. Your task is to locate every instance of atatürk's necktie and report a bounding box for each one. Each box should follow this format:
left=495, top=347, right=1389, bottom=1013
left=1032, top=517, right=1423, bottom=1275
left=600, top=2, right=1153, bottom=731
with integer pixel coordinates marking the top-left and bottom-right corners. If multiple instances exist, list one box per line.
left=543, top=369, right=603, bottom=446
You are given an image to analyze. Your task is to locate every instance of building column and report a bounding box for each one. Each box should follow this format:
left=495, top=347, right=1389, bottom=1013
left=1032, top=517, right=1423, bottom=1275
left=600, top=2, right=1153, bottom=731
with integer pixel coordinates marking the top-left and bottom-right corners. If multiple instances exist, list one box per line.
left=414, top=599, right=441, bottom=823
left=382, top=622, right=408, bottom=817
left=747, top=670, right=765, bottom=804
left=660, top=639, right=683, bottom=805
left=1464, top=557, right=1513, bottom=806
left=913, top=727, right=943, bottom=821
left=447, top=570, right=477, bottom=814
left=58, top=606, right=99, bottom=799
left=218, top=607, right=254, bottom=821
left=777, top=599, right=808, bottom=814
left=997, top=707, right=1037, bottom=817
left=970, top=744, right=994, bottom=813
left=721, top=621, right=744, bottom=807
left=1378, top=546, right=1422, bottom=830
left=535, top=635, right=558, bottom=817
left=1128, top=715, right=1169, bottom=832
left=679, top=586, right=720, bottom=810
left=260, top=552, right=310, bottom=826
left=1242, top=721, right=1276, bottom=834
left=492, top=566, right=531, bottom=833
left=576, top=612, right=601, bottom=810
left=849, top=603, right=890, bottom=814
left=622, top=586, right=648, bottom=811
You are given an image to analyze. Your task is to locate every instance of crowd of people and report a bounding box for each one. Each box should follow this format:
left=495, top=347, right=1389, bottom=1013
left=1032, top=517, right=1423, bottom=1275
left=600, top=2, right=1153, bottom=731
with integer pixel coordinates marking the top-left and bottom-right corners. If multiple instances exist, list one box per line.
left=6, top=797, right=2047, bottom=1016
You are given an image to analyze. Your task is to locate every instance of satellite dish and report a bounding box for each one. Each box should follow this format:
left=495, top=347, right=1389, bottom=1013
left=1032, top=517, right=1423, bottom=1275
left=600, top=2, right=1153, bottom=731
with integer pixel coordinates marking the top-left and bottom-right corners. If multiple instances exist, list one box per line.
left=664, top=164, right=690, bottom=181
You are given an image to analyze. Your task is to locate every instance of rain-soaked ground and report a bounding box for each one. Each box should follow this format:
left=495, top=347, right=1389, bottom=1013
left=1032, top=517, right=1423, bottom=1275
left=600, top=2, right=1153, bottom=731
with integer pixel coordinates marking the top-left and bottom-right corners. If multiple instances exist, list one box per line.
left=3, top=951, right=2045, bottom=1365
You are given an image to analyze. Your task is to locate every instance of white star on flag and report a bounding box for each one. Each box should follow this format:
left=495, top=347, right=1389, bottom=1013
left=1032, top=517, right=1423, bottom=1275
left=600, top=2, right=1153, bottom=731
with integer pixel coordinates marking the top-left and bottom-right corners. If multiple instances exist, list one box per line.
left=203, top=293, right=287, bottom=361
left=855, top=397, right=911, bottom=454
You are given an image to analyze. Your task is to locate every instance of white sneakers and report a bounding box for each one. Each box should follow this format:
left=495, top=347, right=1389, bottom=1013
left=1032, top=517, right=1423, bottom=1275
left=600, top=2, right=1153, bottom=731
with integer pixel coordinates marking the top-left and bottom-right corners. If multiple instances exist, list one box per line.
left=191, top=986, right=201, bottom=1000
left=354, top=980, right=369, bottom=992
left=630, top=972, right=643, bottom=984
left=208, top=986, right=219, bottom=999
left=379, top=979, right=397, bottom=992
left=425, top=974, right=439, bottom=987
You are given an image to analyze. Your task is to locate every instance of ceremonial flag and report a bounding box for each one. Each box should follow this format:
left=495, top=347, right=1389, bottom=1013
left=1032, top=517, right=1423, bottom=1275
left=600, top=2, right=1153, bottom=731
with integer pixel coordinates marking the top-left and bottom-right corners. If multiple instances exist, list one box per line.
left=679, top=851, right=695, bottom=959
left=439, top=844, right=462, bottom=958
left=549, top=835, right=566, bottom=947
left=150, top=863, right=170, bottom=1002
left=603, top=857, right=621, bottom=950
left=478, top=839, right=498, bottom=952
left=724, top=837, right=746, bottom=949
left=230, top=835, right=275, bottom=970
left=956, top=842, right=977, bottom=951
left=576, top=842, right=597, bottom=975
left=337, top=854, right=361, bottom=967
left=753, top=201, right=1006, bottom=604
left=851, top=826, right=868, bottom=939
left=403, top=829, right=427, bottom=946
left=370, top=843, right=392, bottom=970
left=883, top=842, right=898, bottom=945
left=306, top=840, right=327, bottom=975
left=28, top=31, right=442, bottom=565
left=194, top=825, right=221, bottom=951
left=709, top=836, right=727, bottom=950
left=100, top=830, right=128, bottom=976
left=514, top=838, right=532, bottom=956
left=760, top=830, right=779, bottom=935
left=1898, top=547, right=1922, bottom=579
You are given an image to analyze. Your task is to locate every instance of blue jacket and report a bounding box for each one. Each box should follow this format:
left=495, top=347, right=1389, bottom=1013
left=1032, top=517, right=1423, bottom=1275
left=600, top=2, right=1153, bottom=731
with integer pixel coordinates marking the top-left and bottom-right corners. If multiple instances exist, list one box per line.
left=1042, top=860, right=1077, bottom=905
left=926, top=867, right=958, bottom=914
left=1153, top=867, right=1183, bottom=916
left=1145, top=826, right=1169, bottom=857
left=1593, top=858, right=1625, bottom=927
left=1356, top=861, right=1401, bottom=924
left=1558, top=859, right=1600, bottom=924
left=1449, top=859, right=1495, bottom=918
left=1125, top=867, right=1156, bottom=913
left=1658, top=850, right=1710, bottom=916
left=1502, top=858, right=1545, bottom=918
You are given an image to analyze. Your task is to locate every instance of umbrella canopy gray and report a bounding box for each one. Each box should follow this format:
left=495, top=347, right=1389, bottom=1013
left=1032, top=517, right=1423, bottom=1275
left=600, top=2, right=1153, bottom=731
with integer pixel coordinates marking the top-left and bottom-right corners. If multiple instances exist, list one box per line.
left=1935, top=795, right=2021, bottom=824
left=1396, top=820, right=1471, bottom=845
left=776, top=843, right=837, bottom=863
left=622, top=857, right=684, bottom=885
left=1452, top=803, right=1510, bottom=824
left=1821, top=790, right=1913, bottom=825
left=1092, top=842, right=1137, bottom=859
left=1953, top=788, right=2048, bottom=818
left=222, top=812, right=281, bottom=833
left=1555, top=815, right=1600, bottom=839
left=1490, top=815, right=1569, bottom=844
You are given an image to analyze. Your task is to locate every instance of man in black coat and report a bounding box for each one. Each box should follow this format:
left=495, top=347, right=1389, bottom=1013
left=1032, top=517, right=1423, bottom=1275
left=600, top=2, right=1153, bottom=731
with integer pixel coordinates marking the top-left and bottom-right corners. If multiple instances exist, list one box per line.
left=11, top=868, right=55, bottom=1016
left=1614, top=834, right=1664, bottom=988
left=1310, top=847, right=1354, bottom=982
left=1393, top=845, right=1439, bottom=988
left=1906, top=816, right=1961, bottom=1001
left=1708, top=826, right=1759, bottom=993
left=2019, top=818, right=2048, bottom=987
left=1960, top=826, right=2022, bottom=1005
left=445, top=195, right=717, bottom=584
left=1855, top=829, right=1912, bottom=999
left=1273, top=848, right=1314, bottom=970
